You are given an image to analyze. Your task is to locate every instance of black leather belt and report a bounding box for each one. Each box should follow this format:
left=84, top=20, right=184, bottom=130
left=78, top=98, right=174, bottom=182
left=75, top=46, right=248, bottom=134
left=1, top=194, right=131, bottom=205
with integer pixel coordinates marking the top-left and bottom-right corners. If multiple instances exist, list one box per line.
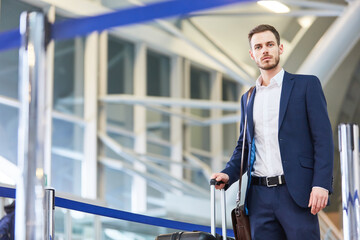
left=251, top=175, right=286, bottom=187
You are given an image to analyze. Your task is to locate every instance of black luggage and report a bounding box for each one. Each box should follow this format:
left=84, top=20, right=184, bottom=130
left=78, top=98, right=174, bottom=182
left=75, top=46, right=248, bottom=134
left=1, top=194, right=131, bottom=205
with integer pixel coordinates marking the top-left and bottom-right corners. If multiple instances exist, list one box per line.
left=155, top=179, right=231, bottom=240
left=156, top=231, right=216, bottom=240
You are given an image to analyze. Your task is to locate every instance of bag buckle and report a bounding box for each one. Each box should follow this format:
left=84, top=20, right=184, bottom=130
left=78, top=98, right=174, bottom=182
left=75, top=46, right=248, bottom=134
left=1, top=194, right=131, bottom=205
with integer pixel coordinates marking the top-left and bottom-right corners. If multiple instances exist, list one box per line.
left=266, top=176, right=278, bottom=187
left=235, top=202, right=242, bottom=216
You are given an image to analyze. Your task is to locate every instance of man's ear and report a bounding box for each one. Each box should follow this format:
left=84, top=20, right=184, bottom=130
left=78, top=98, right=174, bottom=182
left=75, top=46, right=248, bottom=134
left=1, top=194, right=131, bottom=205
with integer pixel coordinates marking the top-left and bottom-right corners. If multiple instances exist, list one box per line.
left=279, top=44, right=284, bottom=55
left=249, top=49, right=255, bottom=61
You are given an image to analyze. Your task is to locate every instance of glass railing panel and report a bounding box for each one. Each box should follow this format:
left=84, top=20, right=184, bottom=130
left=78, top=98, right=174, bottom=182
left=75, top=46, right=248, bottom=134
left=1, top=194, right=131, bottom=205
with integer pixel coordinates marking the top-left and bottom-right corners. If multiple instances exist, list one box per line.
left=101, top=216, right=187, bottom=240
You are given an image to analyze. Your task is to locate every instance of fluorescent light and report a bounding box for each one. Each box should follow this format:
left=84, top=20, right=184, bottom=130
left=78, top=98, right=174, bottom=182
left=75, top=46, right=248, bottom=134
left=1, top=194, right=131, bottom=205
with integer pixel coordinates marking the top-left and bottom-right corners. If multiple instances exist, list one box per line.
left=298, top=16, right=315, bottom=29
left=257, top=1, right=290, bottom=13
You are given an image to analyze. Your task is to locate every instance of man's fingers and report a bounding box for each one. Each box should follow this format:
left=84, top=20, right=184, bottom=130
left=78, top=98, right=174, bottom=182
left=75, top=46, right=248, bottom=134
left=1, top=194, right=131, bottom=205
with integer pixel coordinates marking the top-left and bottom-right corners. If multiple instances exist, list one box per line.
left=323, top=195, right=328, bottom=208
left=308, top=192, right=313, bottom=207
left=211, top=173, right=229, bottom=190
left=309, top=188, right=329, bottom=215
left=311, top=197, right=318, bottom=215
left=215, top=183, right=226, bottom=190
left=311, top=198, right=320, bottom=215
left=321, top=195, right=328, bottom=209
left=215, top=176, right=223, bottom=182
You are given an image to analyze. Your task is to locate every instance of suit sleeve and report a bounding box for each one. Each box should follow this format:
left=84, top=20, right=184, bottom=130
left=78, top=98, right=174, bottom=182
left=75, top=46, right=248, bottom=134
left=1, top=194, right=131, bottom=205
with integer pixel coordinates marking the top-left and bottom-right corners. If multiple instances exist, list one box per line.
left=221, top=92, right=249, bottom=187
left=305, top=76, right=334, bottom=193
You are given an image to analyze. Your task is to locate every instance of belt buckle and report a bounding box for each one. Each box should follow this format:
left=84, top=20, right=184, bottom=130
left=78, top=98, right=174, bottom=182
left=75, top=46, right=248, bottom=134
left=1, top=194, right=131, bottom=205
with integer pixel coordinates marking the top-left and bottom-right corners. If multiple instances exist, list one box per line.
left=266, top=176, right=277, bottom=187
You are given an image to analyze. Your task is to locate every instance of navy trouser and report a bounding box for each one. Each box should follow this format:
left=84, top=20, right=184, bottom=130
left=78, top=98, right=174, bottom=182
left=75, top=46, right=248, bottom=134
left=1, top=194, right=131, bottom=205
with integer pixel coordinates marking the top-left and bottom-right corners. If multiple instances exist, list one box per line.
left=247, top=184, right=320, bottom=240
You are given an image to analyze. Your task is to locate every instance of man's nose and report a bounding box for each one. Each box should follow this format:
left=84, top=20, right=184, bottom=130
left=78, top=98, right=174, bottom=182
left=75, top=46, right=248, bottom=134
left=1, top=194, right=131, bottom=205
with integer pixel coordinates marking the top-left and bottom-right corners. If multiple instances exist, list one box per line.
left=262, top=47, right=269, bottom=54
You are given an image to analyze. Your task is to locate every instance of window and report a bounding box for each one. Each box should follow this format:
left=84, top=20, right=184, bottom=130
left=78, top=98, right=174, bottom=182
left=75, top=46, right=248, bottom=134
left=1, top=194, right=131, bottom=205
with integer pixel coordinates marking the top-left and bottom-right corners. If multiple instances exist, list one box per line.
left=222, top=77, right=241, bottom=157
left=0, top=0, right=40, bottom=167
left=147, top=50, right=170, bottom=97
left=146, top=50, right=171, bottom=205
left=99, top=36, right=135, bottom=210
left=51, top=15, right=86, bottom=195
left=146, top=50, right=171, bottom=153
left=190, top=66, right=210, bottom=151
left=106, top=36, right=134, bottom=131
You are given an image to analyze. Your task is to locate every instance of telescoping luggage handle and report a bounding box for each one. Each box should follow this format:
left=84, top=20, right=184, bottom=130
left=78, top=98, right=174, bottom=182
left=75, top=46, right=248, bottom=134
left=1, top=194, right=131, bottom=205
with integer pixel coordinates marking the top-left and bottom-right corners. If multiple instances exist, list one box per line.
left=210, top=179, right=227, bottom=239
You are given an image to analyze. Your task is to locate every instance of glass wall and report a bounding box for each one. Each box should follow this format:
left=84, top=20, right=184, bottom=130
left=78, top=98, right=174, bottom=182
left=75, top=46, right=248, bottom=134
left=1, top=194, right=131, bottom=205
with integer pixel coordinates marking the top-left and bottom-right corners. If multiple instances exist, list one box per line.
left=188, top=66, right=211, bottom=189
left=0, top=0, right=242, bottom=235
left=146, top=50, right=171, bottom=154
left=0, top=0, right=40, bottom=167
left=0, top=0, right=40, bottom=99
left=51, top=14, right=86, bottom=195
left=190, top=66, right=211, bottom=151
left=98, top=35, right=135, bottom=211
left=101, top=165, right=132, bottom=211
left=106, top=35, right=134, bottom=130
left=146, top=50, right=171, bottom=211
left=55, top=208, right=96, bottom=239
left=222, top=77, right=240, bottom=158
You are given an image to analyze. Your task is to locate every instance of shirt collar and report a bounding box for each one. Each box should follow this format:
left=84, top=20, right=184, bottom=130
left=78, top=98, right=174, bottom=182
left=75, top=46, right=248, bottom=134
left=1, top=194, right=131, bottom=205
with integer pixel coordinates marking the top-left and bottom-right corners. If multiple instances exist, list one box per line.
left=256, top=68, right=284, bottom=89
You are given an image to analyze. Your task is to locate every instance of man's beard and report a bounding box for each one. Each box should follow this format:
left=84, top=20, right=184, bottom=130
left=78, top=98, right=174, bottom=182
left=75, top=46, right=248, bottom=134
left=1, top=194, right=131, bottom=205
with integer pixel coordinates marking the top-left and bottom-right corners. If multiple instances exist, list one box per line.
left=258, top=55, right=280, bottom=70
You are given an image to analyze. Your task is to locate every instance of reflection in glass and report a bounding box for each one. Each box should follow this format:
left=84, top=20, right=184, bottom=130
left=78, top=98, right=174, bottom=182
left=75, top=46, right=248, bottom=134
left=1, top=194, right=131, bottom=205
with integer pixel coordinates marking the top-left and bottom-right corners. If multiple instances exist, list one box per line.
left=52, top=118, right=84, bottom=152
left=0, top=0, right=41, bottom=165
left=107, top=36, right=134, bottom=94
left=0, top=105, right=18, bottom=164
left=51, top=154, right=81, bottom=195
left=146, top=110, right=170, bottom=142
left=54, top=37, right=85, bottom=117
left=106, top=103, right=134, bottom=131
left=107, top=36, right=134, bottom=131
left=190, top=67, right=210, bottom=151
left=71, top=211, right=95, bottom=239
left=54, top=208, right=66, bottom=238
left=101, top=165, right=132, bottom=211
left=146, top=50, right=171, bottom=162
left=147, top=50, right=170, bottom=97
left=222, top=77, right=240, bottom=158
left=101, top=216, right=176, bottom=240
left=0, top=49, right=18, bottom=99
left=191, top=154, right=211, bottom=190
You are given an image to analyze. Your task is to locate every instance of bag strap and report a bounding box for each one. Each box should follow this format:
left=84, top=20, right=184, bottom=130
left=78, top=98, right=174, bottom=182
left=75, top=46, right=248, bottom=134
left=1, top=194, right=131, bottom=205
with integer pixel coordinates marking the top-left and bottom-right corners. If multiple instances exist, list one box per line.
left=237, top=86, right=255, bottom=205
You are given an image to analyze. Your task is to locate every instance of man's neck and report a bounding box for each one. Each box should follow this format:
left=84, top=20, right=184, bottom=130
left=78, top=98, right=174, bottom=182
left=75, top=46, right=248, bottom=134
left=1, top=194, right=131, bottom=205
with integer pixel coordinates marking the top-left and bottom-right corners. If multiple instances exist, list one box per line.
left=259, top=66, right=282, bottom=86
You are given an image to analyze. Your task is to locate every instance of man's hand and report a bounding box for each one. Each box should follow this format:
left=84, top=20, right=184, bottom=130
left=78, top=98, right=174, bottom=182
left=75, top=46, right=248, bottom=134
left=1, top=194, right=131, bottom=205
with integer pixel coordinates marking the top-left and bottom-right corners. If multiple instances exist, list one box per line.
left=210, top=173, right=229, bottom=190
left=308, top=187, right=329, bottom=215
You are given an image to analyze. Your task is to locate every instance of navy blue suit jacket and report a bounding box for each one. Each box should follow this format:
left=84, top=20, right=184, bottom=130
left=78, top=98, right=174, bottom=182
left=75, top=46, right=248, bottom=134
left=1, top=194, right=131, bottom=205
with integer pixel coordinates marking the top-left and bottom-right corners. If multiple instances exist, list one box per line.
left=222, top=71, right=334, bottom=209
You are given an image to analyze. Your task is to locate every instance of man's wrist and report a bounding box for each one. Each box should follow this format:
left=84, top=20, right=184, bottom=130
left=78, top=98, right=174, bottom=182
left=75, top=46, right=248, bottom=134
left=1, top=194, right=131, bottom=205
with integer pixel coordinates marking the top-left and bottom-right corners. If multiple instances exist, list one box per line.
left=312, top=186, right=329, bottom=193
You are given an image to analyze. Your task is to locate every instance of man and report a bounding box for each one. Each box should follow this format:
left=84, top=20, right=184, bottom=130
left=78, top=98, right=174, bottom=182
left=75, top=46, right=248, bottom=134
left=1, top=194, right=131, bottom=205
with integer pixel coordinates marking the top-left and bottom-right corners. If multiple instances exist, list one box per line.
left=211, top=24, right=334, bottom=240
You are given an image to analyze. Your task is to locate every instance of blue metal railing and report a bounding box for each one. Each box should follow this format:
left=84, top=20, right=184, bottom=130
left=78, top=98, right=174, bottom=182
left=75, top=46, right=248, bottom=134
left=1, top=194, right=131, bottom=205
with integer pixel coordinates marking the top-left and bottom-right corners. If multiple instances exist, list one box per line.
left=0, top=185, right=234, bottom=237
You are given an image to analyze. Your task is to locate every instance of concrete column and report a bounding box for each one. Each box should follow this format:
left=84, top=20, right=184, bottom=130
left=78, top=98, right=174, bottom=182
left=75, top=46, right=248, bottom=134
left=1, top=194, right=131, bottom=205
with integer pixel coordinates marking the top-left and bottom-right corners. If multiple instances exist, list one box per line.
left=132, top=42, right=147, bottom=213
left=82, top=32, right=99, bottom=199
left=97, top=31, right=108, bottom=201
left=298, top=0, right=360, bottom=86
left=170, top=56, right=183, bottom=180
left=210, top=72, right=223, bottom=172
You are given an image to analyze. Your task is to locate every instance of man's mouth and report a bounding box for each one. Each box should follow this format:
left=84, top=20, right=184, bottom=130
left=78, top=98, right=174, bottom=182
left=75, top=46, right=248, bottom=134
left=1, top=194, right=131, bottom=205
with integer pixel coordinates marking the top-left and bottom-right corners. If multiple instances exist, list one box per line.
left=262, top=56, right=272, bottom=61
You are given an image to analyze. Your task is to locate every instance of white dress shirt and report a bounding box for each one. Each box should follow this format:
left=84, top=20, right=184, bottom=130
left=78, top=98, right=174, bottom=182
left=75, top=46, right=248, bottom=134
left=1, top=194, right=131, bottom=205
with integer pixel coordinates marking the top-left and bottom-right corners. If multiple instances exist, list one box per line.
left=252, top=69, right=284, bottom=177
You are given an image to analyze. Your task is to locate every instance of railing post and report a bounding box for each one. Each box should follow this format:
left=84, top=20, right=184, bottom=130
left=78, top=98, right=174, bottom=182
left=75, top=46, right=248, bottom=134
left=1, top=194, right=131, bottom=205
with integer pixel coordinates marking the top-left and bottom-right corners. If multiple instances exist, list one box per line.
left=45, top=188, right=55, bottom=239
left=16, top=11, right=49, bottom=239
left=338, top=123, right=360, bottom=240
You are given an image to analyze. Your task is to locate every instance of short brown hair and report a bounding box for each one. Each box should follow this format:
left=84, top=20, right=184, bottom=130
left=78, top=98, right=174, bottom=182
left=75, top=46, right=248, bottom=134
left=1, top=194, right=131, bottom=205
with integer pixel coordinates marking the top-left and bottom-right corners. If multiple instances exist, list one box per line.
left=248, top=24, right=280, bottom=46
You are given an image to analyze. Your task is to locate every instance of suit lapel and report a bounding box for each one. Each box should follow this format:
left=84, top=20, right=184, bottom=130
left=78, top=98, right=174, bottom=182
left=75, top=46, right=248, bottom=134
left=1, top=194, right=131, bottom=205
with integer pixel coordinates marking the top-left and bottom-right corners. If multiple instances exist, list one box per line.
left=278, top=71, right=295, bottom=129
left=247, top=88, right=256, bottom=141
